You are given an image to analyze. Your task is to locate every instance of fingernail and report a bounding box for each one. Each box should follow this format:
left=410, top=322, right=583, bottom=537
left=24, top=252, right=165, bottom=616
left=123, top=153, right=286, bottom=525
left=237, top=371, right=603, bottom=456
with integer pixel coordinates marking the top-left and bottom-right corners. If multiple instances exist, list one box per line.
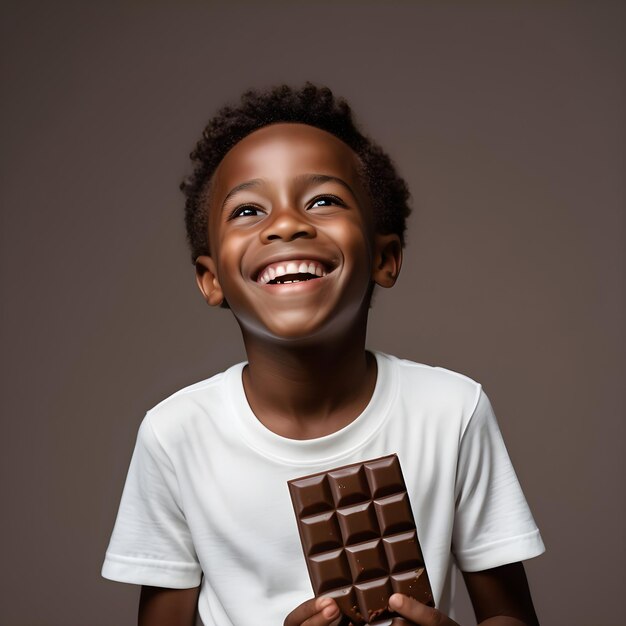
left=389, top=593, right=403, bottom=609
left=318, top=597, right=332, bottom=610
left=323, top=603, right=339, bottom=619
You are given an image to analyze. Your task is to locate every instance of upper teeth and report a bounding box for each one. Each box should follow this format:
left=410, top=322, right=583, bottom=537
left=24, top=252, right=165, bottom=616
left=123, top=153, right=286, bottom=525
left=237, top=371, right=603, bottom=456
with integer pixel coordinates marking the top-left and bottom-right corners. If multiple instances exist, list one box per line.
left=257, top=260, right=328, bottom=285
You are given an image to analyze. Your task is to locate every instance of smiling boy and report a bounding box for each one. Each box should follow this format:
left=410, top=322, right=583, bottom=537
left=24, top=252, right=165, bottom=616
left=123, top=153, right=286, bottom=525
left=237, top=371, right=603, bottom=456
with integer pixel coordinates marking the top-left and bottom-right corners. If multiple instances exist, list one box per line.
left=102, top=85, right=544, bottom=626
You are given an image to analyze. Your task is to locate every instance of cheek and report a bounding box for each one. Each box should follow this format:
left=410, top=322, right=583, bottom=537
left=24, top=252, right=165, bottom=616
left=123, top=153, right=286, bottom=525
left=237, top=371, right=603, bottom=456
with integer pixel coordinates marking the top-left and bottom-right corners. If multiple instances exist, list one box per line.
left=213, top=235, right=262, bottom=306
left=215, top=231, right=247, bottom=269
left=330, top=221, right=373, bottom=266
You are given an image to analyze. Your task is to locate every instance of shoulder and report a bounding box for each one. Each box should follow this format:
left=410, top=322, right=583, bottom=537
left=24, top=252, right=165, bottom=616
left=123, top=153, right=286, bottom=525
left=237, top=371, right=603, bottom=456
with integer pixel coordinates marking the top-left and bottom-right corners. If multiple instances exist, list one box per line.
left=141, top=362, right=245, bottom=447
left=376, top=352, right=484, bottom=430
left=378, top=352, right=482, bottom=402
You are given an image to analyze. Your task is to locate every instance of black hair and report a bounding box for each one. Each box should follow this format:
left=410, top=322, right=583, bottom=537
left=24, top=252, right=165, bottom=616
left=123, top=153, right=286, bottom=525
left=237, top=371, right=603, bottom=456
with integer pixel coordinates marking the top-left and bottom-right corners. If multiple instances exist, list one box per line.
left=181, top=83, right=411, bottom=262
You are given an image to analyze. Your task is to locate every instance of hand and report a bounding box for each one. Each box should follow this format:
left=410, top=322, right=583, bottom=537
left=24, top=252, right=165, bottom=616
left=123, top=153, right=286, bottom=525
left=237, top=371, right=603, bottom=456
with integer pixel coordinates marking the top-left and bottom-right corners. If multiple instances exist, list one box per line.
left=284, top=596, right=341, bottom=626
left=389, top=593, right=460, bottom=626
left=284, top=594, right=458, bottom=626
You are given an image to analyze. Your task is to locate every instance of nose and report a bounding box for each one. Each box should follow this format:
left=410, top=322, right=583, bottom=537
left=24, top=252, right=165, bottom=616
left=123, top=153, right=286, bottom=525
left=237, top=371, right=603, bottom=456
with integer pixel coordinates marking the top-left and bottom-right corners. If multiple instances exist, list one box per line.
left=260, top=205, right=316, bottom=243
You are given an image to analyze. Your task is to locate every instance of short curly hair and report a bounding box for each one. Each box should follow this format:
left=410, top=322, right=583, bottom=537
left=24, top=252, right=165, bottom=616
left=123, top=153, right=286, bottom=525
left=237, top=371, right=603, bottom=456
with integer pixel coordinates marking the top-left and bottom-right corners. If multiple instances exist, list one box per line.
left=181, top=83, right=411, bottom=262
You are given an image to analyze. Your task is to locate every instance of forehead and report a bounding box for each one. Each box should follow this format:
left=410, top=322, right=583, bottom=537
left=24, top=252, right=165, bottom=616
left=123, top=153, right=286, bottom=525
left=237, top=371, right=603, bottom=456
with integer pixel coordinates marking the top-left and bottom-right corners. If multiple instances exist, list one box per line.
left=210, top=123, right=363, bottom=197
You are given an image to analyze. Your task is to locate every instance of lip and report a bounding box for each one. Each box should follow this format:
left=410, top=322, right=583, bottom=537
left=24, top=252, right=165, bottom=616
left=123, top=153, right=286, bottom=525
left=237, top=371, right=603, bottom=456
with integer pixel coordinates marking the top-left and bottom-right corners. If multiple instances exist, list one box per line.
left=251, top=252, right=338, bottom=284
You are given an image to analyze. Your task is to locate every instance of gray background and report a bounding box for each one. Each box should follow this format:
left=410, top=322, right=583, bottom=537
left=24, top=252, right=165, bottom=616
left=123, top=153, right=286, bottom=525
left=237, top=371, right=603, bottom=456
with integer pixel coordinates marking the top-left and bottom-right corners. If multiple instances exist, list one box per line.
left=1, top=2, right=624, bottom=625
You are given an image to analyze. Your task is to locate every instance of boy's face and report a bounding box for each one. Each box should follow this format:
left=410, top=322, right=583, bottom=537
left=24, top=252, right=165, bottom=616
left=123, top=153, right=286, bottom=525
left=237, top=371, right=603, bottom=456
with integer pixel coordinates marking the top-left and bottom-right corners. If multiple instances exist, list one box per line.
left=195, top=123, right=401, bottom=343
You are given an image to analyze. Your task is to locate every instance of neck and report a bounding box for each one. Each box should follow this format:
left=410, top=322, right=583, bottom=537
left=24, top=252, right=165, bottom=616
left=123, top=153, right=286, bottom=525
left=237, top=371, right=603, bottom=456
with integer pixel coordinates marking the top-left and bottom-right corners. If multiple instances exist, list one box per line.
left=240, top=321, right=376, bottom=440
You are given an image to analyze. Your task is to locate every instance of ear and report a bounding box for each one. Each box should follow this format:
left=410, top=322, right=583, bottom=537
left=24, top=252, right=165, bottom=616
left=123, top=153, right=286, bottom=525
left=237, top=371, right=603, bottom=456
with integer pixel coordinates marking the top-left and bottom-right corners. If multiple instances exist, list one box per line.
left=195, top=255, right=224, bottom=306
left=372, top=233, right=402, bottom=288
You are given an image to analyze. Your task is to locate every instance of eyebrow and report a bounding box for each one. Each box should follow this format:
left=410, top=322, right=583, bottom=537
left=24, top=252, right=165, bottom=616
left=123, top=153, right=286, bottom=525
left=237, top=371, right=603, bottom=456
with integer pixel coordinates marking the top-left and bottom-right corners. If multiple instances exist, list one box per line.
left=220, top=174, right=357, bottom=210
left=295, top=174, right=357, bottom=198
left=221, top=179, right=264, bottom=209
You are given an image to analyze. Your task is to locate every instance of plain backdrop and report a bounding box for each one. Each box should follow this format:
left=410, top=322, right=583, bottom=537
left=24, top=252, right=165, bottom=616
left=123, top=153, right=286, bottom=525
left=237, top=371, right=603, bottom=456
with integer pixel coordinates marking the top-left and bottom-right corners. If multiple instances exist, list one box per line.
left=1, top=2, right=624, bottom=625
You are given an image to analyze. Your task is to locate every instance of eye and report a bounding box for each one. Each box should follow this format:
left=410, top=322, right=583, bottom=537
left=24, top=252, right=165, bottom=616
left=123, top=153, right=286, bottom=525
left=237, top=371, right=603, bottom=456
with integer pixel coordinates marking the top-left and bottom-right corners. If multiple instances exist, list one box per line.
left=309, top=195, right=345, bottom=210
left=229, top=205, right=265, bottom=219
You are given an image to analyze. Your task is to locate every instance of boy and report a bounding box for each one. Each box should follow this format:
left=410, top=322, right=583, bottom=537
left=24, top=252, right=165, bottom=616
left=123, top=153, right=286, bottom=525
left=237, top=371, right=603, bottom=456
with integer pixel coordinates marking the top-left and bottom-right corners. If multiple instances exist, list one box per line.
left=102, top=84, right=544, bottom=626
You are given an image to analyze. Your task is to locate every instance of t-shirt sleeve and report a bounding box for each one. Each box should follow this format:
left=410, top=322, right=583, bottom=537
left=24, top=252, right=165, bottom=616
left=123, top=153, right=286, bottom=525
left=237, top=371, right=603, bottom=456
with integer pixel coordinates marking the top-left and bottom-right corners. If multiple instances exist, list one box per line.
left=452, top=389, right=545, bottom=572
left=101, top=415, right=202, bottom=588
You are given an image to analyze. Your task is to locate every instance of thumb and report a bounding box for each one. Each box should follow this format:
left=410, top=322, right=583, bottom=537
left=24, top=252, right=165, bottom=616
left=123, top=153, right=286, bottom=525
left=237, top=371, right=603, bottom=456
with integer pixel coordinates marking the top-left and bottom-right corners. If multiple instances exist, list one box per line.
left=389, top=593, right=453, bottom=626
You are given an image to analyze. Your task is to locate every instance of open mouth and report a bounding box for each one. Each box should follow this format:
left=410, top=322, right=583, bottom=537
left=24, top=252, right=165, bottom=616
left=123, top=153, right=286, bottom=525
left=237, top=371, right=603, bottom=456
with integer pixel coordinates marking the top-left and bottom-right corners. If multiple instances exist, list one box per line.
left=256, top=260, right=330, bottom=285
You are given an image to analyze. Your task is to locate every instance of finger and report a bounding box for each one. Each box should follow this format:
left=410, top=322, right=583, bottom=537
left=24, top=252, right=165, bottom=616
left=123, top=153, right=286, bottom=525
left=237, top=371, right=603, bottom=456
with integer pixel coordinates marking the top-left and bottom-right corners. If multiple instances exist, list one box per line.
left=301, top=597, right=341, bottom=626
left=389, top=594, right=454, bottom=626
left=284, top=597, right=340, bottom=626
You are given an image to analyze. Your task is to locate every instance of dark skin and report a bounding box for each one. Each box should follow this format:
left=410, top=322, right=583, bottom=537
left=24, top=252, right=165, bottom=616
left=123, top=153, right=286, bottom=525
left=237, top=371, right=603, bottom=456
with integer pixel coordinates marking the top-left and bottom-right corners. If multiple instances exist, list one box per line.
left=139, top=124, right=539, bottom=626
left=138, top=586, right=200, bottom=626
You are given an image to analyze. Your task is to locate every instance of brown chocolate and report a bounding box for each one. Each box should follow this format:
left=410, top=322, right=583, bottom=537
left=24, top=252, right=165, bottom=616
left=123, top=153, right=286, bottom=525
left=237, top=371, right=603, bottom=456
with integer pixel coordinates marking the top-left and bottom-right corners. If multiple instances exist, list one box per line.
left=288, top=454, right=434, bottom=625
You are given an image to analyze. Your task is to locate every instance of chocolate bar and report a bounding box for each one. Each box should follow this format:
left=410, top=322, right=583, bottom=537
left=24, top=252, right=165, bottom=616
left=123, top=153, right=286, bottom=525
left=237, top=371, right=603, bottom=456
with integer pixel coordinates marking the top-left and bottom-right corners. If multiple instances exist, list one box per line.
left=288, top=454, right=434, bottom=625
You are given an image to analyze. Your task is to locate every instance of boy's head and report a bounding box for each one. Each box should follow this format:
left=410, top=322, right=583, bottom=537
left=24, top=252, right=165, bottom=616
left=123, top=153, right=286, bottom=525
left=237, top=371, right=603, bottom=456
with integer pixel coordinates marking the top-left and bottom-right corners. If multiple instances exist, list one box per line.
left=185, top=84, right=409, bottom=341
left=181, top=83, right=411, bottom=263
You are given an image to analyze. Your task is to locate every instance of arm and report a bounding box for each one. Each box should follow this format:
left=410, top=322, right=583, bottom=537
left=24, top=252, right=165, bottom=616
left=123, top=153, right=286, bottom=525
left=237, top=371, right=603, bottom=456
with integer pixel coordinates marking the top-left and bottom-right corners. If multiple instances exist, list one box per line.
left=138, top=585, right=200, bottom=626
left=463, top=562, right=539, bottom=625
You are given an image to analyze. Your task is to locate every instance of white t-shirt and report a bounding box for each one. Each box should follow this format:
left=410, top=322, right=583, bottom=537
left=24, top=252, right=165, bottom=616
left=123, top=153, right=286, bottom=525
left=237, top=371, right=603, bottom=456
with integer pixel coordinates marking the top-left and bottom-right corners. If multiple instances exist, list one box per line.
left=102, top=352, right=544, bottom=624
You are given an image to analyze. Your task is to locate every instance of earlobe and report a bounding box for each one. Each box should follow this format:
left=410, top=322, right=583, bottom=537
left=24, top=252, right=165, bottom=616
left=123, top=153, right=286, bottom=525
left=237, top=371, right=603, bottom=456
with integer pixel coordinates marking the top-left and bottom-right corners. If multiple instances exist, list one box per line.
left=372, top=234, right=402, bottom=288
left=195, top=255, right=224, bottom=306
